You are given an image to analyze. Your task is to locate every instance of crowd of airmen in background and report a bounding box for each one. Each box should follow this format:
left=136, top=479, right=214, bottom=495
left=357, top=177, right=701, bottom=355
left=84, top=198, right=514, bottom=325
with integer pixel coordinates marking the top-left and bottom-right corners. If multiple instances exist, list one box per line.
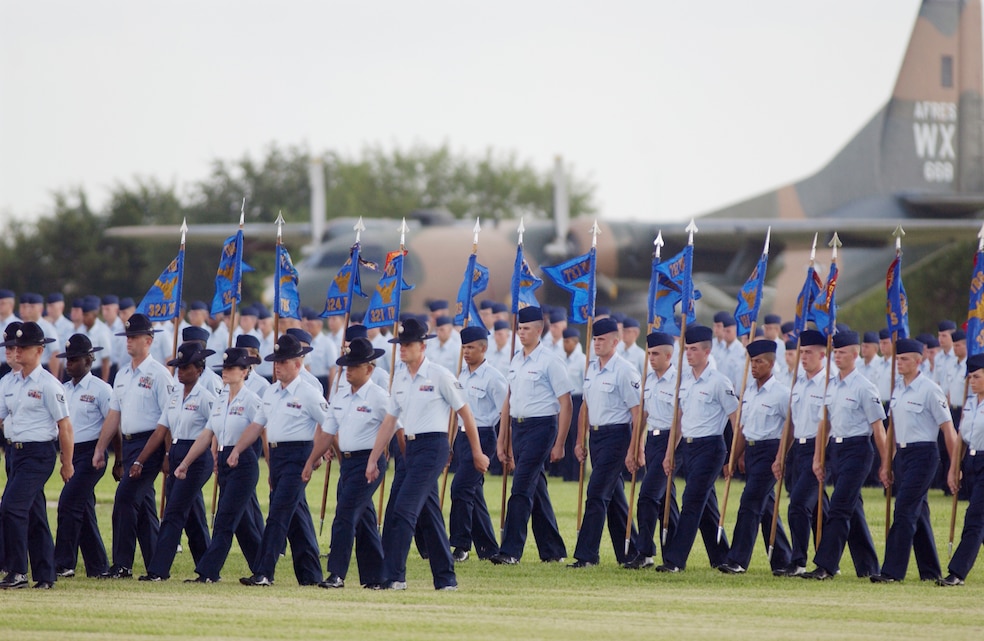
left=0, top=288, right=981, bottom=590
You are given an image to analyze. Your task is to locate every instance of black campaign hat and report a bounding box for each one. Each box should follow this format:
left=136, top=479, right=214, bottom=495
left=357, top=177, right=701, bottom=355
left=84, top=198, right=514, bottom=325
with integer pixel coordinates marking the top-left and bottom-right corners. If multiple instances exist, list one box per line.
left=265, top=334, right=314, bottom=362
left=221, top=347, right=261, bottom=368
left=336, top=337, right=385, bottom=367
left=387, top=317, right=435, bottom=344
left=1, top=321, right=54, bottom=347
left=55, top=333, right=103, bottom=358
left=2, top=321, right=23, bottom=345
left=116, top=313, right=161, bottom=336
left=167, top=341, right=215, bottom=368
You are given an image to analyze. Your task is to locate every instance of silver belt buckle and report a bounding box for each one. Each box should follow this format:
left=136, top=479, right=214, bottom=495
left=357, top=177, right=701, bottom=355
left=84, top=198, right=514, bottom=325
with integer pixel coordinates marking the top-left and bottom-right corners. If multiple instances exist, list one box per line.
left=971, top=449, right=978, bottom=456
left=652, top=429, right=662, bottom=436
left=798, top=438, right=807, bottom=444
left=834, top=437, right=844, bottom=444
left=406, top=433, right=416, bottom=441
left=899, top=442, right=907, bottom=449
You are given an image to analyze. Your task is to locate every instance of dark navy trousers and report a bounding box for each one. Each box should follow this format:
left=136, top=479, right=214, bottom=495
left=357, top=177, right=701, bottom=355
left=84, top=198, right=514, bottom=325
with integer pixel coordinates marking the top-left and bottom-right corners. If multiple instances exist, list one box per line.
left=725, top=439, right=792, bottom=570
left=786, top=439, right=827, bottom=569
left=252, top=442, right=322, bottom=584
left=195, top=447, right=264, bottom=581
left=813, top=437, right=879, bottom=574
left=147, top=441, right=212, bottom=578
left=635, top=430, right=680, bottom=559
left=663, top=436, right=731, bottom=570
left=573, top=424, right=638, bottom=564
left=449, top=426, right=499, bottom=558
left=380, top=433, right=456, bottom=589
left=949, top=451, right=984, bottom=580
left=54, top=439, right=109, bottom=576
left=500, top=416, right=568, bottom=561
left=1, top=441, right=57, bottom=582
left=881, top=443, right=942, bottom=580
left=327, top=451, right=384, bottom=585
left=112, top=431, right=164, bottom=571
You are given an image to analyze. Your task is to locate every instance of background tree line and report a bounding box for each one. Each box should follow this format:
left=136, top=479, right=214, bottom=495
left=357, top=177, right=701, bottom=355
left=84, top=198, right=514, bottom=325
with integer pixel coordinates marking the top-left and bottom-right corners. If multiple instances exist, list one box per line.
left=0, top=143, right=597, bottom=306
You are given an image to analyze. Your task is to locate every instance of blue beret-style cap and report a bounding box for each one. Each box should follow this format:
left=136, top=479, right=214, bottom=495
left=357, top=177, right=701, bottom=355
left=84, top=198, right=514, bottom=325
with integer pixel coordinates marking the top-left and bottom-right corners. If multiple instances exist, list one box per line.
left=595, top=306, right=611, bottom=317
left=479, top=299, right=495, bottom=310
left=685, top=325, right=713, bottom=344
left=0, top=289, right=15, bottom=299
left=345, top=324, right=368, bottom=341
left=549, top=309, right=567, bottom=324
left=286, top=328, right=313, bottom=344
left=916, top=332, right=940, bottom=349
left=119, top=297, right=135, bottom=309
left=862, top=331, right=879, bottom=344
left=763, top=314, right=782, bottom=325
left=781, top=321, right=795, bottom=334
left=235, top=334, right=261, bottom=350
left=896, top=338, right=924, bottom=355
left=493, top=320, right=510, bottom=331
left=799, top=330, right=826, bottom=347
left=832, top=331, right=859, bottom=349
left=952, top=329, right=967, bottom=341
left=20, top=292, right=43, bottom=304
left=721, top=315, right=736, bottom=328
left=517, top=306, right=542, bottom=324
left=562, top=327, right=580, bottom=339
left=426, top=300, right=448, bottom=312
left=460, top=326, right=489, bottom=344
left=968, top=354, right=984, bottom=374
left=189, top=300, right=208, bottom=312
left=939, top=319, right=957, bottom=332
left=81, top=298, right=99, bottom=313
left=747, top=339, right=777, bottom=357
left=785, top=338, right=798, bottom=351
left=46, top=292, right=64, bottom=304
left=101, top=295, right=119, bottom=306
left=647, top=331, right=674, bottom=348
left=491, top=302, right=508, bottom=314
left=622, top=317, right=640, bottom=329
left=593, top=318, right=619, bottom=336
left=878, top=328, right=891, bottom=340
left=713, top=311, right=729, bottom=323
left=435, top=315, right=452, bottom=327
left=182, top=326, right=209, bottom=343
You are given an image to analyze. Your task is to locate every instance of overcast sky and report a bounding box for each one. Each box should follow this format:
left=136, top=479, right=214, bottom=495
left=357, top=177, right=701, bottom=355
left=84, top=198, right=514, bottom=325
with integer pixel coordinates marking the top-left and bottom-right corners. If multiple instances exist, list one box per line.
left=0, top=0, right=925, bottom=228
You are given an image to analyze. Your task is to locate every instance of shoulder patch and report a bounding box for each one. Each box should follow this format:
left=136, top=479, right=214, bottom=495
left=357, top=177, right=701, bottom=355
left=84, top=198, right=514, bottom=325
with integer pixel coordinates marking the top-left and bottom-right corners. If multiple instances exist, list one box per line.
left=453, top=381, right=464, bottom=390
left=56, top=393, right=65, bottom=404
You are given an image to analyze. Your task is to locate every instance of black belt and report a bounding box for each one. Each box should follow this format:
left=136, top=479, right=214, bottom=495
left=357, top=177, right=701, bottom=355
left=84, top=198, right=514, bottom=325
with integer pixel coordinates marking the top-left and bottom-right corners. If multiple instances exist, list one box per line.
left=590, top=422, right=630, bottom=432
left=682, top=435, right=719, bottom=444
left=746, top=438, right=780, bottom=447
left=795, top=437, right=816, bottom=445
left=268, top=441, right=308, bottom=449
left=405, top=432, right=443, bottom=441
left=648, top=426, right=668, bottom=436
left=5, top=439, right=56, bottom=450
left=969, top=449, right=980, bottom=456
left=830, top=435, right=869, bottom=444
left=896, top=441, right=935, bottom=449
left=122, top=430, right=154, bottom=441
left=341, top=449, right=372, bottom=458
left=171, top=439, right=197, bottom=445
left=459, top=424, right=498, bottom=433
left=512, top=415, right=553, bottom=424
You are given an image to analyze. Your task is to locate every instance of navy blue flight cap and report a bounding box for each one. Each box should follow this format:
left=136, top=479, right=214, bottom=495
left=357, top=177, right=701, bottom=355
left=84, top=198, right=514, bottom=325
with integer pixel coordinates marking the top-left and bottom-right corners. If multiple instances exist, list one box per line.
left=878, top=328, right=891, bottom=340
left=182, top=326, right=210, bottom=344
left=302, top=307, right=321, bottom=321
left=254, top=306, right=271, bottom=320
left=647, top=331, right=674, bottom=348
left=479, top=299, right=495, bottom=310
left=46, top=293, right=64, bottom=304
left=491, top=302, right=508, bottom=314
left=562, top=327, right=580, bottom=339
left=835, top=323, right=851, bottom=334
left=593, top=318, right=619, bottom=336
left=493, top=320, right=510, bottom=331
left=549, top=309, right=567, bottom=324
left=763, top=314, right=782, bottom=325
left=685, top=325, right=713, bottom=344
left=119, top=297, right=135, bottom=310
left=398, top=311, right=415, bottom=322
left=713, top=311, right=730, bottom=324
left=862, top=331, right=879, bottom=344
left=235, top=334, right=261, bottom=350
left=916, top=332, right=939, bottom=349
left=939, top=319, right=957, bottom=332
left=595, top=306, right=611, bottom=317
left=952, top=329, right=967, bottom=342
left=967, top=354, right=984, bottom=374
left=435, top=315, right=452, bottom=327
left=239, top=305, right=258, bottom=318
left=754, top=327, right=764, bottom=337
left=799, top=329, right=826, bottom=347
left=622, top=317, right=640, bottom=329
left=747, top=339, right=777, bottom=357
left=781, top=321, right=795, bottom=335
left=896, top=338, right=924, bottom=355
left=71, top=298, right=84, bottom=309
left=345, top=325, right=368, bottom=342
left=426, top=299, right=449, bottom=312
left=460, top=326, right=489, bottom=344
left=80, top=298, right=100, bottom=313
left=350, top=311, right=364, bottom=323
left=721, top=315, right=736, bottom=328
left=20, top=292, right=43, bottom=304
left=101, top=295, right=119, bottom=306
left=0, top=289, right=14, bottom=300
left=784, top=338, right=798, bottom=351
left=832, top=331, right=859, bottom=349
left=610, top=312, right=626, bottom=324
left=189, top=300, right=208, bottom=312
left=517, top=306, right=542, bottom=324
left=285, top=328, right=313, bottom=344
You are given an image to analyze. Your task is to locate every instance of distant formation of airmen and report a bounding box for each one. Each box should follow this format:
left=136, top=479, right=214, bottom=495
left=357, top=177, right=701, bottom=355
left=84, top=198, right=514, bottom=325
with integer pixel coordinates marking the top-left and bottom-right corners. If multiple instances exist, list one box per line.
left=0, top=288, right=982, bottom=590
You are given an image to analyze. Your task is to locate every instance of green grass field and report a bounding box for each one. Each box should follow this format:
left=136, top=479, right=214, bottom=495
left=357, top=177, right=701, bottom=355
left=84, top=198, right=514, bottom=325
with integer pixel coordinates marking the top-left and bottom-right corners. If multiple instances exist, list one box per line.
left=2, top=463, right=981, bottom=641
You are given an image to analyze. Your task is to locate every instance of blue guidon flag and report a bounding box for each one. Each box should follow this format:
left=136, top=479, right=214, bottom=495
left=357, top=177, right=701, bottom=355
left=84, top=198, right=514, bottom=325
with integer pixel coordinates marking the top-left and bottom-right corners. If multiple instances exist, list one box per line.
left=364, top=250, right=414, bottom=329
left=886, top=255, right=909, bottom=339
left=542, top=248, right=596, bottom=324
left=137, top=249, right=184, bottom=322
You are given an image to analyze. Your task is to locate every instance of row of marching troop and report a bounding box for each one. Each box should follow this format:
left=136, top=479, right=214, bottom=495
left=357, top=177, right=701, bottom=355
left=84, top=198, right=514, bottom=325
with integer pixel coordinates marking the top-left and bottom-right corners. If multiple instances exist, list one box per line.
left=2, top=217, right=984, bottom=592
left=0, top=295, right=983, bottom=592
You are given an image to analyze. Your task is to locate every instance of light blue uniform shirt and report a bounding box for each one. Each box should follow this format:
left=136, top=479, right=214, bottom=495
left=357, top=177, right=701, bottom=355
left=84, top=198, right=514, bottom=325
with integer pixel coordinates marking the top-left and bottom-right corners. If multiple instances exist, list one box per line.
left=960, top=393, right=984, bottom=452
left=564, top=345, right=587, bottom=396
left=159, top=379, right=216, bottom=442
left=740, top=376, right=790, bottom=441
left=307, top=332, right=339, bottom=378
left=507, top=343, right=573, bottom=418
left=889, top=372, right=951, bottom=445
left=856, top=357, right=888, bottom=401
left=111, top=357, right=174, bottom=435
left=324, top=380, right=388, bottom=452
left=245, top=372, right=271, bottom=398
left=678, top=366, right=739, bottom=438
left=791, top=367, right=826, bottom=439
left=458, top=361, right=507, bottom=428
left=582, top=353, right=641, bottom=426
left=207, top=386, right=261, bottom=448
left=255, top=376, right=329, bottom=443
left=387, top=358, right=465, bottom=436
left=0, top=367, right=25, bottom=420
left=644, top=365, right=676, bottom=431
left=65, top=372, right=112, bottom=443
left=821, top=369, right=886, bottom=439
left=173, top=366, right=224, bottom=397
left=1, top=366, right=69, bottom=441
